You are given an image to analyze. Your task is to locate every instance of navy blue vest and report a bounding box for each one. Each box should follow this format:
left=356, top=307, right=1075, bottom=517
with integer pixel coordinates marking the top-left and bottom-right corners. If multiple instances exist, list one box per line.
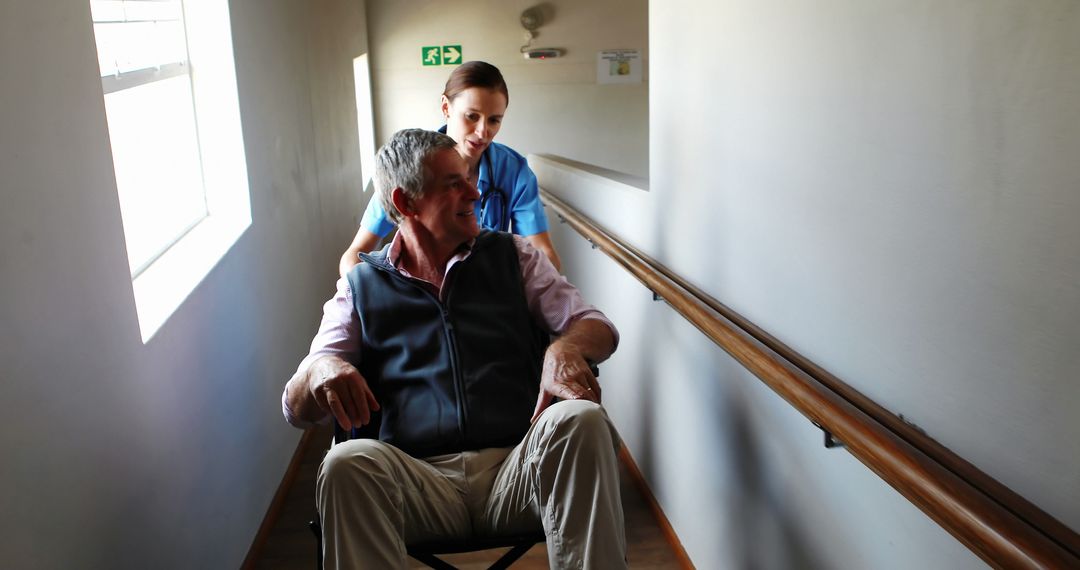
left=347, top=231, right=548, bottom=457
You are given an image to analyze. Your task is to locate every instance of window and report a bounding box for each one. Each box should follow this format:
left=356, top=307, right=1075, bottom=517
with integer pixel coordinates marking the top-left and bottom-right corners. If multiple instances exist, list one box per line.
left=90, top=0, right=250, bottom=342
left=93, top=0, right=206, bottom=276
left=353, top=54, right=377, bottom=194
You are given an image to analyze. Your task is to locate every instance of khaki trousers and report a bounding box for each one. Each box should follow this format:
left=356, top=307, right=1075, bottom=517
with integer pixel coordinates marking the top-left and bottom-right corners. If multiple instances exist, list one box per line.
left=316, top=400, right=627, bottom=569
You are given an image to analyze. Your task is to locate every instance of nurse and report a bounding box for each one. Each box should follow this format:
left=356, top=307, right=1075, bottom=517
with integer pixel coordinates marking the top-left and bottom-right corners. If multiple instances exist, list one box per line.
left=338, top=60, right=562, bottom=276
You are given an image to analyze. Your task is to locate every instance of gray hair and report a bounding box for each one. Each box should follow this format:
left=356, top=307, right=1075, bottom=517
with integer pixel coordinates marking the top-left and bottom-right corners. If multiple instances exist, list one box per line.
left=374, top=128, right=459, bottom=224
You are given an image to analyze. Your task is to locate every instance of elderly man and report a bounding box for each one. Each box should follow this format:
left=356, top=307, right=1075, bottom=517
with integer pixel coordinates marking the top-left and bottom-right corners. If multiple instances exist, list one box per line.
left=282, top=129, right=626, bottom=568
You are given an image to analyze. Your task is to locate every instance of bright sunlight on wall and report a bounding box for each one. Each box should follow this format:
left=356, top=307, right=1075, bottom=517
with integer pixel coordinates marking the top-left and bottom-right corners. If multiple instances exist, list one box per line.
left=353, top=53, right=376, bottom=194
left=91, top=0, right=251, bottom=342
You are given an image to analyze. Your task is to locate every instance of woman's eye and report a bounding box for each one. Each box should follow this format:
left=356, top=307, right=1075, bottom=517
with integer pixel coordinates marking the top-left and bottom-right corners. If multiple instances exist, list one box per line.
left=466, top=114, right=479, bottom=121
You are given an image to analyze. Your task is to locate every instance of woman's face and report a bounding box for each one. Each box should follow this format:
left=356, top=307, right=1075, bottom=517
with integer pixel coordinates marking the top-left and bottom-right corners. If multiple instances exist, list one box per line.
left=442, top=87, right=507, bottom=164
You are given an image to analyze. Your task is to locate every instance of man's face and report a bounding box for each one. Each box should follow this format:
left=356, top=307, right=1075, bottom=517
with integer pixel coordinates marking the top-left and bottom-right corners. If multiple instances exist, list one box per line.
left=411, top=148, right=481, bottom=245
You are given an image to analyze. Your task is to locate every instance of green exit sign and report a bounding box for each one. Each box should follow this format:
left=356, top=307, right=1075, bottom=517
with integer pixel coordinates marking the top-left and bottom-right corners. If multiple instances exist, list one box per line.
left=422, top=45, right=463, bottom=66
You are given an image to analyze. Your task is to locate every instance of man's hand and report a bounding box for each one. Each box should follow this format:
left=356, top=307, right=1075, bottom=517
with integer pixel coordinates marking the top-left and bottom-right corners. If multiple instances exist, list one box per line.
left=531, top=346, right=601, bottom=423
left=307, top=356, right=380, bottom=431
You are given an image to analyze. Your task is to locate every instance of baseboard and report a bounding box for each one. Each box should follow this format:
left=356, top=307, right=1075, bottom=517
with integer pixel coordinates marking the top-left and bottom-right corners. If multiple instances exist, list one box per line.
left=240, top=427, right=317, bottom=570
left=618, top=445, right=696, bottom=569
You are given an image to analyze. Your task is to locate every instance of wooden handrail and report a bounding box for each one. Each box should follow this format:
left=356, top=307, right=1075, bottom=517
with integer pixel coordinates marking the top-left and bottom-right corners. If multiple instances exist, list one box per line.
left=541, top=189, right=1080, bottom=569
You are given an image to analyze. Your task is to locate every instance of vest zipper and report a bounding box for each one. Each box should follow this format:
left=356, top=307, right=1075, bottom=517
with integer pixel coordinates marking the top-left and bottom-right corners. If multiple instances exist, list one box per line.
left=439, top=306, right=469, bottom=443
left=438, top=267, right=470, bottom=445
left=372, top=260, right=470, bottom=447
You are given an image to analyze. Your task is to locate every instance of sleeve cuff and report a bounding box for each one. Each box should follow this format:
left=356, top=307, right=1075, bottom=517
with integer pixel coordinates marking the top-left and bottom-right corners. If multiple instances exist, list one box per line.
left=570, top=311, right=620, bottom=353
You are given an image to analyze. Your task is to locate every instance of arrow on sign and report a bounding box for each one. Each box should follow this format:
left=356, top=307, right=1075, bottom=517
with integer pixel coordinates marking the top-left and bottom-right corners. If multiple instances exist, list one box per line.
left=442, top=45, right=461, bottom=64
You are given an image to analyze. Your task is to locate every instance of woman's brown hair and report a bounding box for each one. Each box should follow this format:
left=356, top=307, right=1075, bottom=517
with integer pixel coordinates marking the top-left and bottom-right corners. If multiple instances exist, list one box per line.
left=443, top=61, right=509, bottom=106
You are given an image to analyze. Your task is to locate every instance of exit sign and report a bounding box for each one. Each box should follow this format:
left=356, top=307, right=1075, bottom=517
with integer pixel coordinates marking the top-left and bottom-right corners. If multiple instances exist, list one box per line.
left=421, top=45, right=463, bottom=66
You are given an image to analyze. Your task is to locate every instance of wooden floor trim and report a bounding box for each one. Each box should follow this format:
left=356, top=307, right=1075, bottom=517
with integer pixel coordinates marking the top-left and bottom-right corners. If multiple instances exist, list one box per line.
left=618, top=445, right=696, bottom=569
left=241, top=427, right=317, bottom=570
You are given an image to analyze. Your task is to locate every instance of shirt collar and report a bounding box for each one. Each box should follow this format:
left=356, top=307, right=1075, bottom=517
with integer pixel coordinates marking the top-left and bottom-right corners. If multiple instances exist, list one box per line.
left=386, top=231, right=476, bottom=280
left=477, top=151, right=491, bottom=190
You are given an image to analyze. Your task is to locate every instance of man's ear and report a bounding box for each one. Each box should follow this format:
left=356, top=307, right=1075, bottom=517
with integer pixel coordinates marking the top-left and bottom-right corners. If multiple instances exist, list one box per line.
left=440, top=95, right=451, bottom=119
left=390, top=187, right=414, bottom=219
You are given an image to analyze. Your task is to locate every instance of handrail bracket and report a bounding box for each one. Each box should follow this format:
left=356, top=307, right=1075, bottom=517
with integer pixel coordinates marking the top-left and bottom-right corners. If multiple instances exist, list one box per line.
left=812, top=421, right=846, bottom=449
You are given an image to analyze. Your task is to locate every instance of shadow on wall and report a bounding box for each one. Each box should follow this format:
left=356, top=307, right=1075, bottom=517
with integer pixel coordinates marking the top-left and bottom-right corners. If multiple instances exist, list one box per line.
left=623, top=174, right=822, bottom=567
left=632, top=313, right=658, bottom=485
left=725, top=385, right=822, bottom=569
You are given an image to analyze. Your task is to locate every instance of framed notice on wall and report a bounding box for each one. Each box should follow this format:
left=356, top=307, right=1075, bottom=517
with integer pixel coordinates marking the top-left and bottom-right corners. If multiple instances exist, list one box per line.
left=597, top=49, right=642, bottom=84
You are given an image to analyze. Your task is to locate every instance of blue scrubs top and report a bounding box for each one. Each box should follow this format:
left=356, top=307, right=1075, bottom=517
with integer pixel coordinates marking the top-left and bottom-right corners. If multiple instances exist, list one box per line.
left=360, top=134, right=549, bottom=238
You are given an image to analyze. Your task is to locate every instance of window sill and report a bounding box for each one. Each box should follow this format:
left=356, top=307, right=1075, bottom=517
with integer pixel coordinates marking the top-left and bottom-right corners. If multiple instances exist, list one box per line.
left=131, top=212, right=250, bottom=342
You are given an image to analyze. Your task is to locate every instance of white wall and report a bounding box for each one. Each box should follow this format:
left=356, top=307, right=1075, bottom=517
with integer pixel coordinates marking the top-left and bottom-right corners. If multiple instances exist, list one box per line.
left=0, top=0, right=368, bottom=567
left=365, top=0, right=649, bottom=178
left=535, top=0, right=1080, bottom=567
left=5, top=0, right=1076, bottom=567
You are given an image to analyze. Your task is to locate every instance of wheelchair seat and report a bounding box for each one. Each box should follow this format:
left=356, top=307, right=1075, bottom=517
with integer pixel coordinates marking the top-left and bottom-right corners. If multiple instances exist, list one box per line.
left=310, top=364, right=600, bottom=569
left=309, top=418, right=547, bottom=570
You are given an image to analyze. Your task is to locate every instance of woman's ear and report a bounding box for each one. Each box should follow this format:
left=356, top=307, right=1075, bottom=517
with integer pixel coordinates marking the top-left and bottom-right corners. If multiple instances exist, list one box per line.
left=440, top=95, right=451, bottom=119
left=390, top=187, right=414, bottom=218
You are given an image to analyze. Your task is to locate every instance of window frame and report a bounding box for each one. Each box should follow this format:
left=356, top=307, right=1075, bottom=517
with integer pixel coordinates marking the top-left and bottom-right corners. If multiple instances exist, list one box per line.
left=90, top=0, right=252, bottom=342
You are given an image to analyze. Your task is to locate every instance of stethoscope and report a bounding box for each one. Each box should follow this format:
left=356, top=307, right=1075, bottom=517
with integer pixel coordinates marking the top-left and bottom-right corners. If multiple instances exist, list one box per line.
left=476, top=150, right=510, bottom=232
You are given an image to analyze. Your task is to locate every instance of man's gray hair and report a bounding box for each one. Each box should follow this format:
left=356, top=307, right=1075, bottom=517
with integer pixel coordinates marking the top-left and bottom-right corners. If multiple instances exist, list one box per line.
left=375, top=128, right=459, bottom=224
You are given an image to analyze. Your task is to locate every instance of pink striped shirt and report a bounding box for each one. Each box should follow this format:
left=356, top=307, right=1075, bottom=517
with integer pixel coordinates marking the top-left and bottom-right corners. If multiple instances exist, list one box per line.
left=283, top=233, right=617, bottom=426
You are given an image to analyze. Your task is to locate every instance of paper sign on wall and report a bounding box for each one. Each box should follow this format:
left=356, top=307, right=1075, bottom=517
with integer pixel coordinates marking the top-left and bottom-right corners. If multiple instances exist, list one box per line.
left=597, top=49, right=641, bottom=84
